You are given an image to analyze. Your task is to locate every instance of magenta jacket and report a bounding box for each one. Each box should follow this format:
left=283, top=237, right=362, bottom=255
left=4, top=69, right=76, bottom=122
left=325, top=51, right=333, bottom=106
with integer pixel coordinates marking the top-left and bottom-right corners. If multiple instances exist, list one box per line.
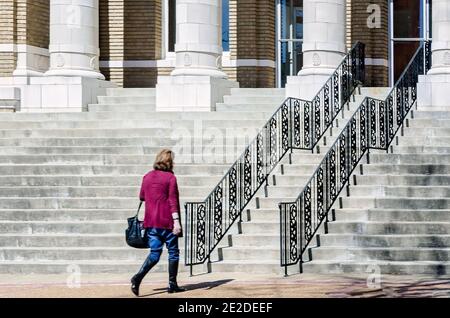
left=139, top=170, right=181, bottom=230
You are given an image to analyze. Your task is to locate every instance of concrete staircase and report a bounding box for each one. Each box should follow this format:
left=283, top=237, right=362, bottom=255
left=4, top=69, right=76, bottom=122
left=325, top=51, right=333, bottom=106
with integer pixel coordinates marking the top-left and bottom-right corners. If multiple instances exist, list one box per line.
left=301, top=105, right=450, bottom=275
left=0, top=87, right=286, bottom=274
left=210, top=88, right=390, bottom=275
left=0, top=85, right=406, bottom=277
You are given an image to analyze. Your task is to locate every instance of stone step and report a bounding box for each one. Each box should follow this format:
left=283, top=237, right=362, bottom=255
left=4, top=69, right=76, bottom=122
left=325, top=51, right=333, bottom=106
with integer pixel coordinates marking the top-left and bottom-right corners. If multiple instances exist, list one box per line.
left=223, top=96, right=284, bottom=104
left=230, top=88, right=285, bottom=96
left=417, top=106, right=450, bottom=112
left=0, top=247, right=161, bottom=261
left=274, top=173, right=450, bottom=188
left=82, top=109, right=268, bottom=121
left=0, top=186, right=213, bottom=198
left=353, top=174, right=450, bottom=186
left=0, top=106, right=15, bottom=113
left=242, top=209, right=279, bottom=222
left=359, top=87, right=392, bottom=98
left=106, top=88, right=156, bottom=97
left=0, top=221, right=129, bottom=234
left=367, top=154, right=450, bottom=165
left=310, top=247, right=450, bottom=262
left=211, top=261, right=283, bottom=274
left=220, top=247, right=279, bottom=261
left=302, top=260, right=450, bottom=275
left=0, top=119, right=266, bottom=130
left=361, top=164, right=450, bottom=175
left=0, top=137, right=249, bottom=147
left=412, top=110, right=450, bottom=119
left=264, top=185, right=314, bottom=197
left=277, top=164, right=330, bottom=175
left=391, top=146, right=450, bottom=154
left=341, top=197, right=450, bottom=209
left=0, top=197, right=200, bottom=210
left=247, top=197, right=298, bottom=210
left=400, top=127, right=450, bottom=135
left=0, top=234, right=128, bottom=247
left=240, top=221, right=281, bottom=234
left=229, top=234, right=280, bottom=247
left=408, top=118, right=450, bottom=128
left=395, top=136, right=450, bottom=146
left=334, top=208, right=450, bottom=222
left=0, top=164, right=229, bottom=176
left=0, top=154, right=248, bottom=165
left=318, top=234, right=450, bottom=248
left=0, top=120, right=170, bottom=130
left=0, top=260, right=190, bottom=274
left=269, top=174, right=321, bottom=186
left=0, top=146, right=147, bottom=155
left=97, top=96, right=155, bottom=105
left=0, top=110, right=269, bottom=121
left=0, top=175, right=222, bottom=187
left=327, top=221, right=450, bottom=235
left=0, top=145, right=250, bottom=155
left=0, top=209, right=137, bottom=222
left=88, top=104, right=156, bottom=113
left=0, top=128, right=179, bottom=138
left=216, top=103, right=278, bottom=112
left=347, top=185, right=450, bottom=198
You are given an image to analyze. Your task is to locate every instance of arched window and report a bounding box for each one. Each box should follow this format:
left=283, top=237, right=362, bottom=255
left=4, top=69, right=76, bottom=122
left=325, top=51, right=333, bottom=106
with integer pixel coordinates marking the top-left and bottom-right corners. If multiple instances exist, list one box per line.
left=166, top=0, right=230, bottom=53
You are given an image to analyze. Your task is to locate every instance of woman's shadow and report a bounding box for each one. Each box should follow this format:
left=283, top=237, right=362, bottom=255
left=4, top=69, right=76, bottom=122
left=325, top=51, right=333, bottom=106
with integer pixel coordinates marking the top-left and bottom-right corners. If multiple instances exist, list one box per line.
left=139, top=279, right=234, bottom=297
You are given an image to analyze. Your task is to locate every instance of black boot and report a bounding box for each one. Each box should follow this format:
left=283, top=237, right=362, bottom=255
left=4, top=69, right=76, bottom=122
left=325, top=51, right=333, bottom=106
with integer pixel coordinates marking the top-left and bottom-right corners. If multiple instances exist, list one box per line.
left=131, top=257, right=157, bottom=296
left=168, top=260, right=186, bottom=294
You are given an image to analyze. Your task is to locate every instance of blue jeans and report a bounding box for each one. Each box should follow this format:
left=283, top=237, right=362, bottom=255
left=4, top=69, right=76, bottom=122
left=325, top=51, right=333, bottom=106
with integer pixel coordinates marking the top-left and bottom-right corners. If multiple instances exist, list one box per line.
left=147, top=228, right=180, bottom=263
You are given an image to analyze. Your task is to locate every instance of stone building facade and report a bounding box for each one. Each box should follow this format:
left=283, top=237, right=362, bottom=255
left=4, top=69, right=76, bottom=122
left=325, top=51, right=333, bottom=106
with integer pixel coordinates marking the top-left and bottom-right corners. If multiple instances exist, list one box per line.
left=0, top=0, right=417, bottom=89
left=0, top=0, right=439, bottom=112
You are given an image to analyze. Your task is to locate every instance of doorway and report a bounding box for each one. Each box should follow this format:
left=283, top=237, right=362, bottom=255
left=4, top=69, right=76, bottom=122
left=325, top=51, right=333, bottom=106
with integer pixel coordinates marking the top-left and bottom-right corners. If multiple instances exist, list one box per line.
left=276, top=0, right=304, bottom=88
left=389, top=0, right=432, bottom=85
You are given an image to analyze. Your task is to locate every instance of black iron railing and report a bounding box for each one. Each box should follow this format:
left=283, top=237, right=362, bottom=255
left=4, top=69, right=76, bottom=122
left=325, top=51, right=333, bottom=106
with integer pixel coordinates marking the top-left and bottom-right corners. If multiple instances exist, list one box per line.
left=185, top=42, right=366, bottom=274
left=280, top=41, right=432, bottom=275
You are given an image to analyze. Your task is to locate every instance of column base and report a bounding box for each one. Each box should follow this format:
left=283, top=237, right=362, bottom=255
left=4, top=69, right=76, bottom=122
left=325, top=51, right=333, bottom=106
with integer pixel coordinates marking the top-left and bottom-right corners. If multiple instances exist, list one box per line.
left=12, top=70, right=45, bottom=77
left=417, top=74, right=450, bottom=108
left=285, top=70, right=333, bottom=100
left=0, top=76, right=116, bottom=112
left=156, top=76, right=239, bottom=112
left=45, top=69, right=106, bottom=81
left=0, top=87, right=20, bottom=112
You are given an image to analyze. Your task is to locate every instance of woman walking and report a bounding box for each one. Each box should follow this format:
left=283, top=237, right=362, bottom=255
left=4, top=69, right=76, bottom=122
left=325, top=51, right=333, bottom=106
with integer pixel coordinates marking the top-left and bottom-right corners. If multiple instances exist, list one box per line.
left=131, top=149, right=185, bottom=296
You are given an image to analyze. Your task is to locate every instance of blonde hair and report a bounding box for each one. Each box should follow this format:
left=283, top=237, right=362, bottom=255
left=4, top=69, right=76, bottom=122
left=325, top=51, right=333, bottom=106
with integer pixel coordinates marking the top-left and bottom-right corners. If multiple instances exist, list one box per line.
left=153, top=149, right=175, bottom=172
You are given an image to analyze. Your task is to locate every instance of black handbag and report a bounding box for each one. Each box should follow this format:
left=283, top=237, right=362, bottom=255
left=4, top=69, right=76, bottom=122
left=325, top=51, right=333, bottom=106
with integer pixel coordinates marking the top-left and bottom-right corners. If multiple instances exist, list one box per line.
left=125, top=201, right=149, bottom=249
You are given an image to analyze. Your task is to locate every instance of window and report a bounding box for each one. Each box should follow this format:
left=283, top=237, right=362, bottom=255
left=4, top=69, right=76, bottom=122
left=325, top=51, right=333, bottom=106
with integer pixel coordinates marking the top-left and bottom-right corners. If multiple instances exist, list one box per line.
left=168, top=0, right=176, bottom=53
left=166, top=0, right=230, bottom=53
left=277, top=0, right=304, bottom=87
left=222, top=0, right=230, bottom=52
left=389, top=0, right=432, bottom=84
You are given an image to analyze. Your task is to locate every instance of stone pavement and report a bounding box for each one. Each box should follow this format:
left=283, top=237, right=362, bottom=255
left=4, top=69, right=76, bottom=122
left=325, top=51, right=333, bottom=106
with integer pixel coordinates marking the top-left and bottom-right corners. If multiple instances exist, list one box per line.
left=1, top=272, right=450, bottom=298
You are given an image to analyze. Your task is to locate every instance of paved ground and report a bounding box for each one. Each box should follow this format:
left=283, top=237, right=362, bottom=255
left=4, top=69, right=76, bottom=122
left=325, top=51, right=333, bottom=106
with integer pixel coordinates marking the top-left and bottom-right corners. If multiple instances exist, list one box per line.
left=1, top=272, right=450, bottom=298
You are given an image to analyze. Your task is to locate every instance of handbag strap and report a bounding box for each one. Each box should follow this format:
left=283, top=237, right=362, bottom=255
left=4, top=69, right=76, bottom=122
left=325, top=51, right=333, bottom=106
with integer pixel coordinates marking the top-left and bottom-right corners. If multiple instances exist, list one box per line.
left=135, top=201, right=144, bottom=218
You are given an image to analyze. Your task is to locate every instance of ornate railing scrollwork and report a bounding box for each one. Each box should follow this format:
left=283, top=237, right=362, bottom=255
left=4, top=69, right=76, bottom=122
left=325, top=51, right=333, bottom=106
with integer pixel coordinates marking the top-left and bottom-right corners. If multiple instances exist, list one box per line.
left=185, top=42, right=366, bottom=274
left=280, top=41, right=432, bottom=275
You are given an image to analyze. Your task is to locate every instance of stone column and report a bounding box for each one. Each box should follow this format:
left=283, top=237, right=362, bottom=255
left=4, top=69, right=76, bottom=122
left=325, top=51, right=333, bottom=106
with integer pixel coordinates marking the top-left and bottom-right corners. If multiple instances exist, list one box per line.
left=45, top=0, right=104, bottom=79
left=418, top=0, right=450, bottom=107
left=156, top=0, right=238, bottom=112
left=427, top=0, right=450, bottom=75
left=0, top=0, right=115, bottom=112
left=286, top=0, right=346, bottom=100
left=171, top=0, right=227, bottom=78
